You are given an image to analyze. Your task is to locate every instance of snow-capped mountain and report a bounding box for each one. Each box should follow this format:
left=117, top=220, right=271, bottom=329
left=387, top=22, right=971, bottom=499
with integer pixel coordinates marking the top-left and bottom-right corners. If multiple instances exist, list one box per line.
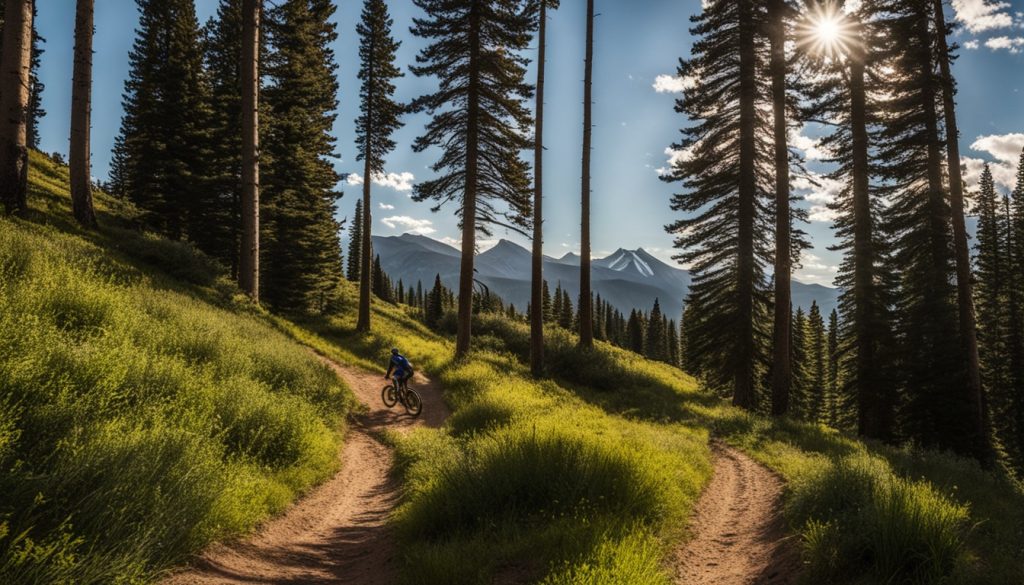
left=371, top=234, right=840, bottom=319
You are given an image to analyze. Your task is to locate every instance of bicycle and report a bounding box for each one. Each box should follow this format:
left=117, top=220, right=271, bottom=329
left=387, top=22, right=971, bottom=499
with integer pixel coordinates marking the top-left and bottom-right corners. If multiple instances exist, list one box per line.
left=382, top=375, right=423, bottom=417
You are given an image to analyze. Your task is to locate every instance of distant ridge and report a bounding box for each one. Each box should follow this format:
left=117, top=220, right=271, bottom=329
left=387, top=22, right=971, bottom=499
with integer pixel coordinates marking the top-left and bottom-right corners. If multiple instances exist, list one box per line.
left=372, top=234, right=840, bottom=318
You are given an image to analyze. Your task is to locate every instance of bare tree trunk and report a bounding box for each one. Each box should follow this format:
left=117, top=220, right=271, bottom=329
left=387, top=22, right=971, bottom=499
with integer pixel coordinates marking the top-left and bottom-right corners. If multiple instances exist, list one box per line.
left=530, top=0, right=549, bottom=375
left=357, top=112, right=373, bottom=331
left=239, top=0, right=260, bottom=303
left=768, top=0, right=791, bottom=416
left=0, top=0, right=32, bottom=215
left=456, top=1, right=482, bottom=359
left=734, top=0, right=758, bottom=409
left=578, top=0, right=594, bottom=348
left=930, top=0, right=991, bottom=461
left=70, top=0, right=97, bottom=229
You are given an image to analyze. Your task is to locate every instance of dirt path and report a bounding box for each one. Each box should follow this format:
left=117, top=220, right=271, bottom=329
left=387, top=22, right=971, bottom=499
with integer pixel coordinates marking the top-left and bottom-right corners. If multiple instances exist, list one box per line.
left=670, top=443, right=800, bottom=585
left=163, top=356, right=448, bottom=585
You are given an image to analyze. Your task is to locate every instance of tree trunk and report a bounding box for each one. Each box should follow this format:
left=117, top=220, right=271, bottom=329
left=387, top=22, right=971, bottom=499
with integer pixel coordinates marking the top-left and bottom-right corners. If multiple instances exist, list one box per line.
left=768, top=0, right=791, bottom=416
left=848, top=43, right=889, bottom=440
left=930, top=0, right=991, bottom=461
left=456, top=0, right=482, bottom=359
left=0, top=0, right=32, bottom=215
left=357, top=24, right=375, bottom=333
left=530, top=0, right=548, bottom=375
left=734, top=0, right=758, bottom=409
left=69, top=0, right=97, bottom=229
left=239, top=0, right=260, bottom=303
left=578, top=0, right=595, bottom=348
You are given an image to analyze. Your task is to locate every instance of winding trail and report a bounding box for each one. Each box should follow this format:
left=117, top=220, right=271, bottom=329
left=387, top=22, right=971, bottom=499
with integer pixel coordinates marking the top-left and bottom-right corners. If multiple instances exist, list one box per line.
left=670, top=443, right=800, bottom=585
left=163, top=355, right=448, bottom=585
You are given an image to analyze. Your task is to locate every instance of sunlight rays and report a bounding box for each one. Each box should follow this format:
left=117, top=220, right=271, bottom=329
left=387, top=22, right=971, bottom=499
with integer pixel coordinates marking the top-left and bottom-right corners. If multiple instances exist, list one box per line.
left=797, top=1, right=859, bottom=60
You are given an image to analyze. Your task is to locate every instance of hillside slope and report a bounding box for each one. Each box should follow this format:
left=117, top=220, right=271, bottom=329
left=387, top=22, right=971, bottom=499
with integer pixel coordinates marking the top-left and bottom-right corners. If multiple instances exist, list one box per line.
left=0, top=153, right=357, bottom=583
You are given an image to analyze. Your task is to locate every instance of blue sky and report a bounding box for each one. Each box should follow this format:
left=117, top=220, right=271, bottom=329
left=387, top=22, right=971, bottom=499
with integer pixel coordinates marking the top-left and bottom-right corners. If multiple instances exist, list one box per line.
left=32, top=0, right=1024, bottom=286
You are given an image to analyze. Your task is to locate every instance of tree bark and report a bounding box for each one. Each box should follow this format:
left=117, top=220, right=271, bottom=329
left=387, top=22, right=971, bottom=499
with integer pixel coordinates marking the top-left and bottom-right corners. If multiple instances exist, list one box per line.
left=239, top=0, right=260, bottom=303
left=930, top=0, right=991, bottom=461
left=357, top=29, right=375, bottom=332
left=70, top=0, right=97, bottom=229
left=578, top=0, right=594, bottom=348
left=456, top=0, right=482, bottom=358
left=734, top=0, right=758, bottom=409
left=530, top=0, right=548, bottom=375
left=768, top=0, right=791, bottom=416
left=0, top=0, right=32, bottom=215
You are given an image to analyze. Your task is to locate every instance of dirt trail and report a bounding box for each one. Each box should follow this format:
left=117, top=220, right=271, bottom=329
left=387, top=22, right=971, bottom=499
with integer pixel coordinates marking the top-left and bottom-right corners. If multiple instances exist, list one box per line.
left=670, top=443, right=800, bottom=585
left=163, top=356, right=448, bottom=585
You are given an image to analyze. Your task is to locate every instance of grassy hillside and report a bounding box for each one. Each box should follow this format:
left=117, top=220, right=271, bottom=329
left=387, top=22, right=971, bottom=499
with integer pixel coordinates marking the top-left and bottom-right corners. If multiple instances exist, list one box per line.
left=3, top=152, right=1023, bottom=584
left=0, top=153, right=357, bottom=583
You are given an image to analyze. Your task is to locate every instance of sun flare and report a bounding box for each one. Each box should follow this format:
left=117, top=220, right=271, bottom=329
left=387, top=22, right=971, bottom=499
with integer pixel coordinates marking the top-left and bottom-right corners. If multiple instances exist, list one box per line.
left=797, top=2, right=856, bottom=59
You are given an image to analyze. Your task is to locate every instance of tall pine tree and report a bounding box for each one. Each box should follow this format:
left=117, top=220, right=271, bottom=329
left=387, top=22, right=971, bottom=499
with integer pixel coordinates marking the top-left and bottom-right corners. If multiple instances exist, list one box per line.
left=409, top=0, right=534, bottom=357
left=347, top=198, right=363, bottom=282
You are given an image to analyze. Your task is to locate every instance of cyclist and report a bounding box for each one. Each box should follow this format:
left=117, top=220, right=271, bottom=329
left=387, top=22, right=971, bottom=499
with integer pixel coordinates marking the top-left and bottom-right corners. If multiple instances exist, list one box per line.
left=384, top=348, right=414, bottom=389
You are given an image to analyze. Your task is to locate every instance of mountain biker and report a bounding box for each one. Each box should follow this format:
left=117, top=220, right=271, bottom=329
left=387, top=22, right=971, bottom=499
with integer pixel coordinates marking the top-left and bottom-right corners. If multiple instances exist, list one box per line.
left=384, top=348, right=414, bottom=388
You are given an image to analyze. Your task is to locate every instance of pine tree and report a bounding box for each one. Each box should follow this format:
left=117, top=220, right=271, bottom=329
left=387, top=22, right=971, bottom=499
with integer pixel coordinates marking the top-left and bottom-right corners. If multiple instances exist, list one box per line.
left=826, top=309, right=842, bottom=427
left=0, top=0, right=32, bottom=215
left=530, top=0, right=558, bottom=376
left=262, top=0, right=344, bottom=312
left=1007, top=150, right=1024, bottom=465
left=69, top=0, right=97, bottom=229
left=559, top=289, right=573, bottom=330
left=239, top=0, right=261, bottom=301
left=646, top=298, right=667, bottom=362
left=113, top=0, right=213, bottom=241
left=409, top=0, right=534, bottom=357
left=801, top=0, right=898, bottom=440
left=975, top=165, right=1008, bottom=429
left=347, top=199, right=363, bottom=281
left=663, top=0, right=773, bottom=409
left=426, top=274, right=445, bottom=328
left=578, top=0, right=595, bottom=348
left=24, top=4, right=42, bottom=150
left=877, top=0, right=977, bottom=456
left=356, top=0, right=404, bottom=332
left=626, top=309, right=644, bottom=354
left=791, top=306, right=809, bottom=418
left=542, top=280, right=553, bottom=323
left=807, top=301, right=827, bottom=423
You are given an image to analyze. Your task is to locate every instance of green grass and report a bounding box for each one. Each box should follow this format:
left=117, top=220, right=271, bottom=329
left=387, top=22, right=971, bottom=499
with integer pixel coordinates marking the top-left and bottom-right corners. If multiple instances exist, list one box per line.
left=0, top=153, right=356, bottom=583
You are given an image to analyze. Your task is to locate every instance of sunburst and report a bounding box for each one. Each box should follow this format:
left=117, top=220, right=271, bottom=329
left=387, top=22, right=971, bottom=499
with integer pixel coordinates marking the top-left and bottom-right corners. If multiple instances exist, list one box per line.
left=797, top=1, right=858, bottom=59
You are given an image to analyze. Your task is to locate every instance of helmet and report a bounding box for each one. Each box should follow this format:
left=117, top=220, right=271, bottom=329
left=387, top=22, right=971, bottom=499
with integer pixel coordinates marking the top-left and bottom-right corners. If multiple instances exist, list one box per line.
left=391, top=348, right=400, bottom=355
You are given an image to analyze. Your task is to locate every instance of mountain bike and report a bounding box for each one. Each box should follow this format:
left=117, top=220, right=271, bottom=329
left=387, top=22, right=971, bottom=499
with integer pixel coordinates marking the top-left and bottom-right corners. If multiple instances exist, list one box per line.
left=382, top=375, right=423, bottom=417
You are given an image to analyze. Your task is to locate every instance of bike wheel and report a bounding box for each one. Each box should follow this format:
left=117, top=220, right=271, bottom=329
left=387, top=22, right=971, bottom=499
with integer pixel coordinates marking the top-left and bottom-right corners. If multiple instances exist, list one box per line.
left=403, top=388, right=423, bottom=417
left=382, top=384, right=398, bottom=408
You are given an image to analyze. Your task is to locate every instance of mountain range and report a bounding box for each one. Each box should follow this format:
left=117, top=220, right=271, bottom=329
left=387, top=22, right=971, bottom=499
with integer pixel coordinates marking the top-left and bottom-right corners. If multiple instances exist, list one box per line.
left=371, top=233, right=840, bottom=319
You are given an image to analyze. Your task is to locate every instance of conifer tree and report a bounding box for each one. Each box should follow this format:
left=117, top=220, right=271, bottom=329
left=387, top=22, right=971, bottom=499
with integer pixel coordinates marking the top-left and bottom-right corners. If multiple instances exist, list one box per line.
left=975, top=165, right=1008, bottom=426
left=667, top=318, right=680, bottom=368
left=69, top=0, right=97, bottom=229
left=0, top=0, right=32, bottom=215
left=646, top=298, right=667, bottom=362
left=807, top=301, right=827, bottom=422
left=426, top=274, right=445, bottom=328
left=663, top=0, right=773, bottom=409
left=112, top=0, right=213, bottom=240
left=239, top=0, right=261, bottom=301
left=578, top=0, right=595, bottom=348
left=1007, top=150, right=1024, bottom=463
left=409, top=0, right=534, bottom=357
left=559, top=289, right=573, bottom=330
left=626, top=309, right=644, bottom=354
left=262, top=0, right=344, bottom=312
left=24, top=4, right=42, bottom=150
left=827, top=309, right=842, bottom=428
left=356, top=0, right=404, bottom=332
left=791, top=306, right=809, bottom=418
left=542, top=279, right=553, bottom=323
left=347, top=199, right=363, bottom=281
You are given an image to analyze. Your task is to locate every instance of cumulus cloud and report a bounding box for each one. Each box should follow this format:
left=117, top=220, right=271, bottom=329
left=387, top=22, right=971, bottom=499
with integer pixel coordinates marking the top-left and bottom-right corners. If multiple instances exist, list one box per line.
left=963, top=132, right=1024, bottom=191
left=952, top=0, right=1014, bottom=33
left=378, top=202, right=395, bottom=210
left=381, top=215, right=436, bottom=235
left=656, top=145, right=698, bottom=176
left=792, top=171, right=844, bottom=223
left=795, top=251, right=839, bottom=285
left=346, top=171, right=416, bottom=192
left=789, top=126, right=829, bottom=160
left=652, top=74, right=698, bottom=94
left=984, top=35, right=1024, bottom=52
left=963, top=39, right=980, bottom=49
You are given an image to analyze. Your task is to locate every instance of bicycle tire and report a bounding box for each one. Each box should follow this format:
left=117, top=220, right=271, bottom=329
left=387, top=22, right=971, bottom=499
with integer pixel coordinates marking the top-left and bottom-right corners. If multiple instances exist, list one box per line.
left=382, top=384, right=398, bottom=408
left=404, top=388, right=423, bottom=417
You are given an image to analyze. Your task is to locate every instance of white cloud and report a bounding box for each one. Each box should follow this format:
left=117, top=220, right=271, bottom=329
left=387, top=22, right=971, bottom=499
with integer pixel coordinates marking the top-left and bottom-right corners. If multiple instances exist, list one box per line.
left=952, top=0, right=1014, bottom=33
left=966, top=133, right=1024, bottom=191
left=379, top=202, right=395, bottom=210
left=656, top=145, right=697, bottom=176
left=381, top=215, right=436, bottom=235
left=792, top=171, right=844, bottom=223
left=964, top=39, right=980, bottom=49
left=652, top=74, right=698, bottom=94
left=789, top=126, right=829, bottom=160
left=346, top=171, right=416, bottom=192
left=984, top=35, right=1024, bottom=52
left=795, top=251, right=839, bottom=286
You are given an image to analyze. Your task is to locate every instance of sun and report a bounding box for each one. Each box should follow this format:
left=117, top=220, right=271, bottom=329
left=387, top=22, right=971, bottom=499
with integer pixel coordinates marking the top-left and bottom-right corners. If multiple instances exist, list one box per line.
left=797, top=2, right=856, bottom=59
